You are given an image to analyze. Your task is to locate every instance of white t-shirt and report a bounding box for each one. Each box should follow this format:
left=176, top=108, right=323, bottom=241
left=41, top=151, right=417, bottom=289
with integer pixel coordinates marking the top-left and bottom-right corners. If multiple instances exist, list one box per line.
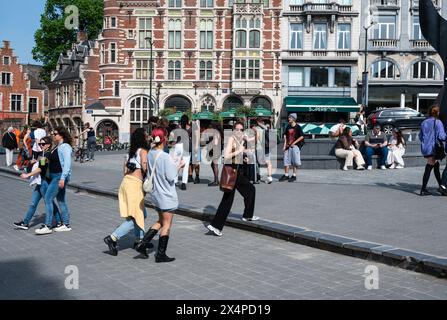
left=32, top=128, right=47, bottom=152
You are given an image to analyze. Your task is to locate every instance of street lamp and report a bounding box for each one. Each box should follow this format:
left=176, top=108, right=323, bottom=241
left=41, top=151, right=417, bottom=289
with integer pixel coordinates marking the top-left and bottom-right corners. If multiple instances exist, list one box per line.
left=362, top=21, right=375, bottom=113
left=145, top=36, right=154, bottom=123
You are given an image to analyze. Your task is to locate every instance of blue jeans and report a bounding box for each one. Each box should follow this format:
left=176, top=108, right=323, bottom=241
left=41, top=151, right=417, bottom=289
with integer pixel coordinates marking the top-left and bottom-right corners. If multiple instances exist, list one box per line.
left=24, top=181, right=61, bottom=225
left=365, top=146, right=389, bottom=167
left=112, top=208, right=147, bottom=240
left=87, top=138, right=96, bottom=160
left=45, top=173, right=70, bottom=227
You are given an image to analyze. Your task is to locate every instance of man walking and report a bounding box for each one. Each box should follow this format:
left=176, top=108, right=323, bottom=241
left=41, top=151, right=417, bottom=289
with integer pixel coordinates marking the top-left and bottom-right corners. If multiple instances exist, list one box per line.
left=2, top=127, right=18, bottom=167
left=279, top=114, right=304, bottom=183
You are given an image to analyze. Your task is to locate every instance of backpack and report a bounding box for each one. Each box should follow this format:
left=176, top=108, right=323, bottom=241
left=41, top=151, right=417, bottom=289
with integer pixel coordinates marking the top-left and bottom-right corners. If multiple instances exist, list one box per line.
left=143, top=152, right=162, bottom=193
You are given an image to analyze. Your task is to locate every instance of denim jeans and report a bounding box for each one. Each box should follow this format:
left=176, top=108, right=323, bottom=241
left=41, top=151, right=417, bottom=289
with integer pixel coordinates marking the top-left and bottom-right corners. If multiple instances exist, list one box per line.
left=112, top=207, right=147, bottom=240
left=87, top=138, right=96, bottom=160
left=365, top=146, right=389, bottom=167
left=24, top=181, right=61, bottom=225
left=45, top=173, right=70, bottom=227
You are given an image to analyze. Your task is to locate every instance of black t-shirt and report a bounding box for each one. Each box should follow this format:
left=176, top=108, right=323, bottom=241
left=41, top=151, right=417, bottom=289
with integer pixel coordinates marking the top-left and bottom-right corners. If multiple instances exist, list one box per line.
left=49, top=147, right=62, bottom=174
left=39, top=151, right=51, bottom=181
left=285, top=124, right=304, bottom=146
left=87, top=128, right=95, bottom=139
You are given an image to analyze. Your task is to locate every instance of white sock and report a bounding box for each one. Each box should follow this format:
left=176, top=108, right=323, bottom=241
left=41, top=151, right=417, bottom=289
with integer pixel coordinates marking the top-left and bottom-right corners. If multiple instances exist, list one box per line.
left=293, top=174, right=297, bottom=177
left=285, top=173, right=290, bottom=177
left=268, top=176, right=273, bottom=182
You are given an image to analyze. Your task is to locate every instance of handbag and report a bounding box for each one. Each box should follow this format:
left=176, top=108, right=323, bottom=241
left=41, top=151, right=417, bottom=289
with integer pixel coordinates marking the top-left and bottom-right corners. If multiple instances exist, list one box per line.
left=143, top=152, right=162, bottom=193
left=220, top=165, right=238, bottom=193
left=433, top=119, right=446, bottom=161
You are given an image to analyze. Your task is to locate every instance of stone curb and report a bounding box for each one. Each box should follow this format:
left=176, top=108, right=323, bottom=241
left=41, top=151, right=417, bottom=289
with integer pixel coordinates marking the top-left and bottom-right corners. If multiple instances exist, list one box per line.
left=1, top=166, right=446, bottom=278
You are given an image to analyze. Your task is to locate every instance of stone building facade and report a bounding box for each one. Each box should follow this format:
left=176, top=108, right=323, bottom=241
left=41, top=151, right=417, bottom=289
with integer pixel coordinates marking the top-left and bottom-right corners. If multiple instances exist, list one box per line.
left=359, top=0, right=446, bottom=115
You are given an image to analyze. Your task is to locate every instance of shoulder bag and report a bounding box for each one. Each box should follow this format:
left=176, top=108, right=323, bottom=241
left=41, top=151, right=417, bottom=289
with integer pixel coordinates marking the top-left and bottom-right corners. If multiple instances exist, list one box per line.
left=433, top=119, right=446, bottom=161
left=219, top=138, right=241, bottom=193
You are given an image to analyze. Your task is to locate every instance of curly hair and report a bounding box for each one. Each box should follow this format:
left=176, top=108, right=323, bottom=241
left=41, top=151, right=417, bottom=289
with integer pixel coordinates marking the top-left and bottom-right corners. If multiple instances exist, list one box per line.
left=129, top=128, right=149, bottom=159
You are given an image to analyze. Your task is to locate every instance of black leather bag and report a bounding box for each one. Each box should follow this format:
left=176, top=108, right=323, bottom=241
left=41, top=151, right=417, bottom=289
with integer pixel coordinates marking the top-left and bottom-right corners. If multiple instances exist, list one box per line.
left=434, top=120, right=446, bottom=160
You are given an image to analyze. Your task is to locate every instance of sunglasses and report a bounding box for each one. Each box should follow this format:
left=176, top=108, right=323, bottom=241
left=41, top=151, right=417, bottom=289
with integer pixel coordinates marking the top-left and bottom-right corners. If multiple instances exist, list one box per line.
left=52, top=132, right=59, bottom=136
left=38, top=143, right=49, bottom=146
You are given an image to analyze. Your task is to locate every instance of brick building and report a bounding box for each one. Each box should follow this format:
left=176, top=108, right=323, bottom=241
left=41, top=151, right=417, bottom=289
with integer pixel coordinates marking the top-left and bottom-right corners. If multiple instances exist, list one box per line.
left=93, top=0, right=282, bottom=143
left=47, top=33, right=100, bottom=138
left=0, top=40, right=45, bottom=131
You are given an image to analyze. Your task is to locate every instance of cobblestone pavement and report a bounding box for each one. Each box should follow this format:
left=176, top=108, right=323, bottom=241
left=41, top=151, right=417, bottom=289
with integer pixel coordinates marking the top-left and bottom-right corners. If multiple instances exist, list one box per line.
left=1, top=176, right=447, bottom=300
left=3, top=152, right=446, bottom=257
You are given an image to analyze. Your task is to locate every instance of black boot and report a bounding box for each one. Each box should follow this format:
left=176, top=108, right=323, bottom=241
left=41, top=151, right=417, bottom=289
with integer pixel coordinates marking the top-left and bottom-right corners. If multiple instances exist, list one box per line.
left=133, top=239, right=154, bottom=250
left=104, top=236, right=118, bottom=256
left=135, top=228, right=158, bottom=257
left=155, top=235, right=175, bottom=263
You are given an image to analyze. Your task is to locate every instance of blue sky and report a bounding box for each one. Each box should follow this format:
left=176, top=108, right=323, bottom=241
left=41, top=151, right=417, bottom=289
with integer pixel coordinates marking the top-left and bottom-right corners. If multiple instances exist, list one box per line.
left=0, top=0, right=46, bottom=65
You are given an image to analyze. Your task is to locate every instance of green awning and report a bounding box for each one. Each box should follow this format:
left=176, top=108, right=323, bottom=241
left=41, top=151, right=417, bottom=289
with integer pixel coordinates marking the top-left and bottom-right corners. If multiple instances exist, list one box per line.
left=285, top=97, right=360, bottom=113
left=166, top=112, right=184, bottom=122
left=192, top=110, right=214, bottom=120
left=219, top=108, right=238, bottom=119
left=252, top=106, right=273, bottom=117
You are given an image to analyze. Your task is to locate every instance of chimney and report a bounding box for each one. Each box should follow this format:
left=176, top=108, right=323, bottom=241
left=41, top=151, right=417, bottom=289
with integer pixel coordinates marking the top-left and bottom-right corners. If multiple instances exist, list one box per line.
left=77, top=30, right=88, bottom=43
left=2, top=40, right=11, bottom=49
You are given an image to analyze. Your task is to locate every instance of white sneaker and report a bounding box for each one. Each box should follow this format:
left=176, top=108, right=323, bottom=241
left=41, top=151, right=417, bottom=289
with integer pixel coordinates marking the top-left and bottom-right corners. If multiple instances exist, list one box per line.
left=356, top=166, right=365, bottom=171
left=35, top=225, right=53, bottom=235
left=242, top=216, right=260, bottom=222
left=367, top=166, right=372, bottom=171
left=380, top=165, right=387, bottom=170
left=389, top=164, right=396, bottom=169
left=53, top=224, right=72, bottom=232
left=395, top=165, right=404, bottom=169
left=342, top=166, right=348, bottom=171
left=13, top=165, right=20, bottom=171
left=206, top=224, right=222, bottom=236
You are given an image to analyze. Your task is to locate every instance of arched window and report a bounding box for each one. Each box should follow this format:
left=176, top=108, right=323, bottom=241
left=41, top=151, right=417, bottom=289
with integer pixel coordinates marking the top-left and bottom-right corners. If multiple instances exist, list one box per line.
left=168, top=60, right=181, bottom=80
left=235, top=17, right=261, bottom=49
left=200, top=19, right=213, bottom=49
left=223, top=96, right=243, bottom=111
left=412, top=61, right=437, bottom=80
left=201, top=95, right=216, bottom=112
left=236, top=30, right=247, bottom=48
left=249, top=30, right=260, bottom=48
left=371, top=60, right=397, bottom=79
left=130, top=96, right=151, bottom=123
left=251, top=96, right=271, bottom=110
left=165, top=95, right=191, bottom=112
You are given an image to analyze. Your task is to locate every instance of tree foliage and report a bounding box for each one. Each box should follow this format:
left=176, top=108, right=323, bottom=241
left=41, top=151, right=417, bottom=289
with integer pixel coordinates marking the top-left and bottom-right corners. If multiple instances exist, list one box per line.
left=32, top=0, right=104, bottom=82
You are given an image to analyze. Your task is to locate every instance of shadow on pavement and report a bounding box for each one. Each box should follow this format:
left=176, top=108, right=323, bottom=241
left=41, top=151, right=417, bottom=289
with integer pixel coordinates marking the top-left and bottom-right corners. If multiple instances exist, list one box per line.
left=0, top=258, right=70, bottom=300
left=375, top=182, right=445, bottom=196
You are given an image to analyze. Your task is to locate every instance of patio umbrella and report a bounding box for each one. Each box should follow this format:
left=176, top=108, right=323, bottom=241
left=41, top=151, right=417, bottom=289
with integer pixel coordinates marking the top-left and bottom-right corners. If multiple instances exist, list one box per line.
left=299, top=123, right=318, bottom=134
left=253, top=106, right=273, bottom=117
left=192, top=110, right=214, bottom=121
left=219, top=108, right=238, bottom=119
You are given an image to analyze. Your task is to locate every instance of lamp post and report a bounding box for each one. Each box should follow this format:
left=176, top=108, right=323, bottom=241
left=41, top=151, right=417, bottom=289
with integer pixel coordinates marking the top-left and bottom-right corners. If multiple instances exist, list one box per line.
left=362, top=21, right=375, bottom=113
left=145, top=36, right=154, bottom=124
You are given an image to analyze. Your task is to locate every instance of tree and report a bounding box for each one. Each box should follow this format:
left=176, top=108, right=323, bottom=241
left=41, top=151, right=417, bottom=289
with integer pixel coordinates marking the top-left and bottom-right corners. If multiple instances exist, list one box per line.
left=32, top=0, right=104, bottom=82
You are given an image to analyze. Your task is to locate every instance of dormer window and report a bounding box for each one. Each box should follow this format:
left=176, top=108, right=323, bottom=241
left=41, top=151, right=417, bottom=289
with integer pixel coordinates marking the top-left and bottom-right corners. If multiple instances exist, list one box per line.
left=3, top=57, right=10, bottom=65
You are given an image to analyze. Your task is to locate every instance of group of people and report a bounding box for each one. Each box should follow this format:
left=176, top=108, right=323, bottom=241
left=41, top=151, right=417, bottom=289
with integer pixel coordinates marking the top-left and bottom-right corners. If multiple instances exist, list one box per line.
left=103, top=121, right=261, bottom=261
left=8, top=122, right=74, bottom=234
left=332, top=121, right=406, bottom=171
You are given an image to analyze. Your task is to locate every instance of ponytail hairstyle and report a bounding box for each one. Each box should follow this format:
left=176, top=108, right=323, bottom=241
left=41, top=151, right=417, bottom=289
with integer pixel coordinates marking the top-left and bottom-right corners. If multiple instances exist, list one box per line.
left=151, top=126, right=167, bottom=147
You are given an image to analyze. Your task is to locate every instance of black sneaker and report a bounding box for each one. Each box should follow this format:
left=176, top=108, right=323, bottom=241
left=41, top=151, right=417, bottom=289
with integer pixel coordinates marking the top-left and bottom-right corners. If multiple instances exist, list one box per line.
left=208, top=181, right=219, bottom=187
left=13, top=221, right=29, bottom=230
left=104, top=236, right=118, bottom=256
left=439, top=185, right=447, bottom=196
left=288, top=176, right=297, bottom=183
left=420, top=189, right=432, bottom=196
left=180, top=183, right=187, bottom=190
left=188, top=176, right=194, bottom=183
left=279, top=175, right=289, bottom=182
left=194, top=176, right=201, bottom=184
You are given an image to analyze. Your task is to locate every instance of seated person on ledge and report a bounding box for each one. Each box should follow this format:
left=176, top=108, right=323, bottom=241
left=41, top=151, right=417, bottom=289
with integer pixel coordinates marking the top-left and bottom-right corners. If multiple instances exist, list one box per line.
left=335, top=127, right=365, bottom=171
left=364, top=125, right=389, bottom=170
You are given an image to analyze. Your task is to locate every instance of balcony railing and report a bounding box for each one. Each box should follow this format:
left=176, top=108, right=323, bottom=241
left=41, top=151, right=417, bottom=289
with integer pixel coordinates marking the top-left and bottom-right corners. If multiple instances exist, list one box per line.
left=234, top=3, right=263, bottom=14
left=284, top=50, right=355, bottom=59
left=370, top=39, right=399, bottom=48
left=411, top=39, right=432, bottom=49
left=290, top=3, right=352, bottom=13
left=370, top=0, right=400, bottom=7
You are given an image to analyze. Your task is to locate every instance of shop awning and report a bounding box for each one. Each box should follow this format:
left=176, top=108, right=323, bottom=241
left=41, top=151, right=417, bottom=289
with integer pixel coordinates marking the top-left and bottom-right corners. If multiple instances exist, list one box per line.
left=166, top=112, right=184, bottom=122
left=285, top=97, right=360, bottom=113
left=192, top=110, right=214, bottom=120
left=252, top=106, right=273, bottom=117
left=219, top=108, right=238, bottom=119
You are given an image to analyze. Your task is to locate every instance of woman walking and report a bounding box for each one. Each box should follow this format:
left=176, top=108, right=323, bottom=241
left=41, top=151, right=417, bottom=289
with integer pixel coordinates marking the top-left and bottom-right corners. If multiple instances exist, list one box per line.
left=419, top=105, right=447, bottom=196
left=104, top=128, right=149, bottom=256
left=135, top=127, right=184, bottom=262
left=14, top=137, right=62, bottom=230
left=334, top=127, right=365, bottom=171
left=387, top=129, right=406, bottom=169
left=36, top=127, right=73, bottom=235
left=2, top=127, right=18, bottom=167
left=206, top=121, right=259, bottom=237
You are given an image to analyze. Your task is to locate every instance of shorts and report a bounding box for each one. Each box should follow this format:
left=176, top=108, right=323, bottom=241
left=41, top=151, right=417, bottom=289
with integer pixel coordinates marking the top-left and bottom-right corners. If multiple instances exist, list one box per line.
left=284, top=146, right=301, bottom=167
left=154, top=207, right=177, bottom=214
left=256, top=148, right=271, bottom=165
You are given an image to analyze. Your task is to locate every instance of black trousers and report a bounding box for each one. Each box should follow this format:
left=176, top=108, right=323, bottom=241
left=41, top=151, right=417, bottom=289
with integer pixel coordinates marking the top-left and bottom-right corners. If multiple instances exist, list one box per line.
left=211, top=169, right=256, bottom=231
